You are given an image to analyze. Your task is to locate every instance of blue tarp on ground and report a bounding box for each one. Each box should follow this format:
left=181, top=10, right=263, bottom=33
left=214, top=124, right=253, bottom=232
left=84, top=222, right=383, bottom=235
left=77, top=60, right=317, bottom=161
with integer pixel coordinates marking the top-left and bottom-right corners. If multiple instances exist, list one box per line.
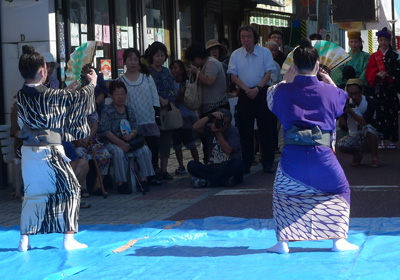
left=1, top=217, right=399, bottom=280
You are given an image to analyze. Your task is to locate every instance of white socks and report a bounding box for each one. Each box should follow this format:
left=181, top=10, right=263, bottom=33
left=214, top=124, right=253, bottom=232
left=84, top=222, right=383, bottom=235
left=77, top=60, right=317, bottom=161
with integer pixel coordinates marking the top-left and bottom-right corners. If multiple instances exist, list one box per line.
left=332, top=238, right=359, bottom=252
left=267, top=241, right=289, bottom=254
left=267, top=239, right=359, bottom=254
left=17, top=235, right=31, bottom=252
left=63, top=233, right=88, bottom=250
left=18, top=234, right=87, bottom=251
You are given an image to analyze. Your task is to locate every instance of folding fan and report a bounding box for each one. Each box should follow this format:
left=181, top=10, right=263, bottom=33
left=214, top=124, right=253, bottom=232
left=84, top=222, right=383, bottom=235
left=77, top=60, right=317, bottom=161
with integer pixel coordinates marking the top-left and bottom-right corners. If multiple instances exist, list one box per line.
left=65, top=41, right=97, bottom=86
left=280, top=40, right=351, bottom=75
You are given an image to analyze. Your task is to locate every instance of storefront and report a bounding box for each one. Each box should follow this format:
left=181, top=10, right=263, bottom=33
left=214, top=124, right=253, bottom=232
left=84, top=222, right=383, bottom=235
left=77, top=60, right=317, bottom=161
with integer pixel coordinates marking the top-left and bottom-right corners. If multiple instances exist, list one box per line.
left=245, top=0, right=295, bottom=50
left=55, top=0, right=176, bottom=82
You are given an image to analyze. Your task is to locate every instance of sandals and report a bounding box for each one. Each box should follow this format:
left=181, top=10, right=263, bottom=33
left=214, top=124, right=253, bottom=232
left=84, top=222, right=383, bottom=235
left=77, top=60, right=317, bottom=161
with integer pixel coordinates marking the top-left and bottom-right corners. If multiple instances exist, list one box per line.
left=80, top=202, right=91, bottom=209
left=81, top=189, right=90, bottom=198
left=387, top=143, right=397, bottom=149
left=92, top=188, right=109, bottom=196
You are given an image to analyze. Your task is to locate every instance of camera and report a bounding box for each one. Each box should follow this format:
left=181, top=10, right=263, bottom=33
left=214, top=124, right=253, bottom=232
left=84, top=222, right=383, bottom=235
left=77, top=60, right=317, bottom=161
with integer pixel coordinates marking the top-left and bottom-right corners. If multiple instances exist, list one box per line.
left=208, top=113, right=225, bottom=129
left=348, top=103, right=356, bottom=108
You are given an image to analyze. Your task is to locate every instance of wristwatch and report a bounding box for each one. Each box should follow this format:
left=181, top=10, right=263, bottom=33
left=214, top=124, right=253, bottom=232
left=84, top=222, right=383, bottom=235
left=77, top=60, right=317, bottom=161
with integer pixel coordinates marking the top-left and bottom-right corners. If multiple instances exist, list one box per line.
left=256, top=86, right=263, bottom=92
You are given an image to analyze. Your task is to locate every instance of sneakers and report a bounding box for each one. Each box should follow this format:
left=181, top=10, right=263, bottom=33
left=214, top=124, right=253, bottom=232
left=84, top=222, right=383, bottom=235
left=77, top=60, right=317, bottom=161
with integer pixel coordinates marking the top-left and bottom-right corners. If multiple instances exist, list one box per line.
left=191, top=177, right=208, bottom=188
left=175, top=166, right=187, bottom=175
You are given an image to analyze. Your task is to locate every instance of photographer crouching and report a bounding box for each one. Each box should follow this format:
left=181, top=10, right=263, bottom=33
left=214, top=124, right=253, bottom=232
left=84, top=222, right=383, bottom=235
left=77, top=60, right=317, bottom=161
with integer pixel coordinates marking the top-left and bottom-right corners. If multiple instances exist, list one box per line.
left=337, top=78, right=380, bottom=167
left=188, top=109, right=243, bottom=187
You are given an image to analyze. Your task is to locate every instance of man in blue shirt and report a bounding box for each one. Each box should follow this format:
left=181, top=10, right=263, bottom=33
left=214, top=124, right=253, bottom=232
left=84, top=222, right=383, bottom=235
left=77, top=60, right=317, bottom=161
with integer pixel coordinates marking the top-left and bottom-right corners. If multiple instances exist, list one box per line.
left=228, top=25, right=276, bottom=174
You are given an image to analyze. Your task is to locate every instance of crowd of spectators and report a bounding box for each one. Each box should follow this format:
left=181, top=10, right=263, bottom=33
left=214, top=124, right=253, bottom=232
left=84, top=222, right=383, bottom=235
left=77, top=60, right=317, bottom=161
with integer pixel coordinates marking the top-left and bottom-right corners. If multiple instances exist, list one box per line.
left=10, top=25, right=400, bottom=204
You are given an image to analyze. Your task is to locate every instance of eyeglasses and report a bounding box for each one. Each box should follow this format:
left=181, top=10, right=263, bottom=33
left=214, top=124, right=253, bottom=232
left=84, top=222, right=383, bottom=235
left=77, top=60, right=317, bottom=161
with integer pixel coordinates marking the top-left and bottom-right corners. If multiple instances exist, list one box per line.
left=270, top=36, right=282, bottom=40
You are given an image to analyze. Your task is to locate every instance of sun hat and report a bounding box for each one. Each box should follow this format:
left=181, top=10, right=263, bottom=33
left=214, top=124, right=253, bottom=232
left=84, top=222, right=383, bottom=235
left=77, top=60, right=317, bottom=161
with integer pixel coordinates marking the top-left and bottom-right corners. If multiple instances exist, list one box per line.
left=205, top=39, right=228, bottom=59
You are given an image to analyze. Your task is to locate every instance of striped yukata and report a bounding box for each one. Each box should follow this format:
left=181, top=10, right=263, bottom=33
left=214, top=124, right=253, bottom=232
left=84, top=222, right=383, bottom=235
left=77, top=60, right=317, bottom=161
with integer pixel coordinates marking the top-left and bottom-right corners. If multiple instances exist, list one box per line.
left=17, top=83, right=95, bottom=235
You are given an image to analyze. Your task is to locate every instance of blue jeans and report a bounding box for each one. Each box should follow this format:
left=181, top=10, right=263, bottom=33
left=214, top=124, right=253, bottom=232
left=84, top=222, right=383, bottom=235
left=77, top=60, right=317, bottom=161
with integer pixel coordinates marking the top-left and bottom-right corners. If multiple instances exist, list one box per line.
left=187, top=158, right=244, bottom=187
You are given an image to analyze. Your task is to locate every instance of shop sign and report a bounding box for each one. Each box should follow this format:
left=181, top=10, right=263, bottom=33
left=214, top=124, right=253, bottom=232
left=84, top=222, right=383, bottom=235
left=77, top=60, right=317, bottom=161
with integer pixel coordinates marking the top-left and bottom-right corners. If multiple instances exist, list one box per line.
left=250, top=13, right=290, bottom=27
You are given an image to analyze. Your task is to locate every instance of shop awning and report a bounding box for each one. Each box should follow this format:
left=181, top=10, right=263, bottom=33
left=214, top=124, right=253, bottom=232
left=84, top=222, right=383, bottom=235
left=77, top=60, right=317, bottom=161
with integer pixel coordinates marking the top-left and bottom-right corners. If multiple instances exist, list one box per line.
left=250, top=0, right=285, bottom=7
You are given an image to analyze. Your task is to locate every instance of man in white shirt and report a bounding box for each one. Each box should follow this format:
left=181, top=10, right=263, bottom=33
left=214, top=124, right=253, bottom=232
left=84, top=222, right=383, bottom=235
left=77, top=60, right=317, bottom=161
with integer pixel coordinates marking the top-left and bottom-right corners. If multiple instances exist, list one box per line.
left=227, top=25, right=276, bottom=174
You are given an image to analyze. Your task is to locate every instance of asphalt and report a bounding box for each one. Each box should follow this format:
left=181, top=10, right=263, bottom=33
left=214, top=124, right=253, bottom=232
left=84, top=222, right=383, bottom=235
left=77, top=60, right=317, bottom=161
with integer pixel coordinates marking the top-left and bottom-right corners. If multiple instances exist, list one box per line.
left=1, top=129, right=400, bottom=227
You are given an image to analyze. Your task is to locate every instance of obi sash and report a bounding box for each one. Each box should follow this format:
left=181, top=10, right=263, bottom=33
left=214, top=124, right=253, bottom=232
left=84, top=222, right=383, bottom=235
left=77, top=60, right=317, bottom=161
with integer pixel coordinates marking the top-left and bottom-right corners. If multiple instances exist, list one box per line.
left=284, top=125, right=331, bottom=147
left=19, top=126, right=62, bottom=146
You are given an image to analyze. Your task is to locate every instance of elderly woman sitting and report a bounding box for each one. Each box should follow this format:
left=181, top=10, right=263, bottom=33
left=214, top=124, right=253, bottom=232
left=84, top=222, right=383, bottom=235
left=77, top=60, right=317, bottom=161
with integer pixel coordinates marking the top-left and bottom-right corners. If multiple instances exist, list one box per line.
left=99, top=80, right=155, bottom=194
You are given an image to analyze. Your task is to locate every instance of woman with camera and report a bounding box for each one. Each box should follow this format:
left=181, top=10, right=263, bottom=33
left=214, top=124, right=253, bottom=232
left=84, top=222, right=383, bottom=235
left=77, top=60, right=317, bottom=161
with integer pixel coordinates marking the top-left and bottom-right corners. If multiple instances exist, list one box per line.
left=266, top=38, right=358, bottom=254
left=98, top=80, right=155, bottom=193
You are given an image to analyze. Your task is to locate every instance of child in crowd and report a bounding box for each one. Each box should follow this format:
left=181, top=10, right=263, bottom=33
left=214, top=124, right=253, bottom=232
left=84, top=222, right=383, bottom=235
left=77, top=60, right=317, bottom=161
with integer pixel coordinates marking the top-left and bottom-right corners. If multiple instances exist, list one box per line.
left=169, top=60, right=200, bottom=174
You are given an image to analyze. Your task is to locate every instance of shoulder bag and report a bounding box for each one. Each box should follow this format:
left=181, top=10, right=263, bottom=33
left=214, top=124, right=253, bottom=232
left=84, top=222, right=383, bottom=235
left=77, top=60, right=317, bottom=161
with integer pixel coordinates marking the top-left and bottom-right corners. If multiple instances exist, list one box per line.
left=184, top=72, right=202, bottom=110
left=160, top=102, right=183, bottom=130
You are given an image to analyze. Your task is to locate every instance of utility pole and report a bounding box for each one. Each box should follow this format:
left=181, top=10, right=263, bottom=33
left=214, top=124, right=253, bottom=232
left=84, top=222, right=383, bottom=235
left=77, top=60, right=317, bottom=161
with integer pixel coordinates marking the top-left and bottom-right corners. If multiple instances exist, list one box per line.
left=391, top=0, right=397, bottom=49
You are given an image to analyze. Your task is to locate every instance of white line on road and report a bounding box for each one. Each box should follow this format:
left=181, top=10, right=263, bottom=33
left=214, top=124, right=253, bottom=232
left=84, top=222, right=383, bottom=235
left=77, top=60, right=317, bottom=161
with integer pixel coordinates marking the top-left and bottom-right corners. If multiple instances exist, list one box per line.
left=214, top=186, right=400, bottom=196
left=350, top=185, right=399, bottom=191
left=215, top=189, right=270, bottom=196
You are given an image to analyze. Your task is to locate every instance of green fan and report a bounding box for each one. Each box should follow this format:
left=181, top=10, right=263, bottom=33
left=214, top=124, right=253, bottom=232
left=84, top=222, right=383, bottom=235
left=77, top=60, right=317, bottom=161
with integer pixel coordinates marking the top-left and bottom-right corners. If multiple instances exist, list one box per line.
left=281, top=40, right=351, bottom=75
left=65, top=41, right=97, bottom=86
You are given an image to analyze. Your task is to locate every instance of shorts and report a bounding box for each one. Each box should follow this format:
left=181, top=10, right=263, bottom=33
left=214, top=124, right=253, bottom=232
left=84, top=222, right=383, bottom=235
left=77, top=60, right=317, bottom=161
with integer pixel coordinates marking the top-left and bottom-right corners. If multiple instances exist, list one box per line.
left=172, top=128, right=196, bottom=150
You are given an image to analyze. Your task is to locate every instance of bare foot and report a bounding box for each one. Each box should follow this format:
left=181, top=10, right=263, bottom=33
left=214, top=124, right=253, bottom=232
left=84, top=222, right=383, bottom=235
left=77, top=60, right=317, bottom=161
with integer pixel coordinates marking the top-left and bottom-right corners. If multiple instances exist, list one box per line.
left=267, top=241, right=289, bottom=254
left=332, top=238, right=359, bottom=252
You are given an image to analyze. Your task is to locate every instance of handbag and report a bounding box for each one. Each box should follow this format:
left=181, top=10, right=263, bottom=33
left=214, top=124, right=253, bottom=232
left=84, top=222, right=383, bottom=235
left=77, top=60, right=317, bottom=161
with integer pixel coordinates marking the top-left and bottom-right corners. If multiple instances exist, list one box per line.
left=128, top=136, right=145, bottom=151
left=159, top=102, right=183, bottom=130
left=184, top=72, right=202, bottom=110
left=121, top=105, right=146, bottom=151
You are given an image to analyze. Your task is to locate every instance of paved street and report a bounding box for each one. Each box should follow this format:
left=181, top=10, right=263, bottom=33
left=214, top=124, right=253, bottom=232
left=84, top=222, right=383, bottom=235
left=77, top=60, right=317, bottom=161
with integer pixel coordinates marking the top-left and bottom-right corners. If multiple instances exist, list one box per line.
left=1, top=133, right=400, bottom=227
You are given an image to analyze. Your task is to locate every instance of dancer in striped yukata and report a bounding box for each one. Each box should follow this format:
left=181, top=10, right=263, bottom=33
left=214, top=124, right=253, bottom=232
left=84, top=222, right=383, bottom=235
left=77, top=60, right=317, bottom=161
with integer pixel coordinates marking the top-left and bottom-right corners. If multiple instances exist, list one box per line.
left=16, top=45, right=97, bottom=251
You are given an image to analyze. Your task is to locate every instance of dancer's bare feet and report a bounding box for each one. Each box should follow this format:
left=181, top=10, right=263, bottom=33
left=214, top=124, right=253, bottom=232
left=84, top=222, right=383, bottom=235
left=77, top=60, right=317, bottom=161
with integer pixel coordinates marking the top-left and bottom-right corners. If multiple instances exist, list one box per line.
left=267, top=241, right=289, bottom=254
left=332, top=238, right=359, bottom=252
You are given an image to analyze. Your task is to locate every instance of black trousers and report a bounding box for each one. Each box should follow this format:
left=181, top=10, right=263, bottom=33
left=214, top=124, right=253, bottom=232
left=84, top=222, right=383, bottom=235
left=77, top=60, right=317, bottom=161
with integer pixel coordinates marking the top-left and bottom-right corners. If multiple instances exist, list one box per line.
left=237, top=88, right=276, bottom=171
left=187, top=158, right=243, bottom=187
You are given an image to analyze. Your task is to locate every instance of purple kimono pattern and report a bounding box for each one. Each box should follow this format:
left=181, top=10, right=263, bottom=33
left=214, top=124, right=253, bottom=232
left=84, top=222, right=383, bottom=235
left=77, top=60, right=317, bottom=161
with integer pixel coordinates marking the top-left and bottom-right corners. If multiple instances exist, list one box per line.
left=267, top=75, right=350, bottom=241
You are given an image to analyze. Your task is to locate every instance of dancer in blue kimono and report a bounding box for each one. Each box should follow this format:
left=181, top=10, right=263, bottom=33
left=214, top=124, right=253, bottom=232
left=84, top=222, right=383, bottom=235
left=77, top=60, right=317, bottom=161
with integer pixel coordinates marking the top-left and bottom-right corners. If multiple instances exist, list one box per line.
left=16, top=45, right=97, bottom=251
left=266, top=38, right=359, bottom=254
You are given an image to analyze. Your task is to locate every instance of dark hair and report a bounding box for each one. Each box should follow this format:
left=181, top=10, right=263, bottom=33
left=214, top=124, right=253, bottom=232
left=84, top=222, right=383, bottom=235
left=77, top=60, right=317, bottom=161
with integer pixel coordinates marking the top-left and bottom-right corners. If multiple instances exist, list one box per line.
left=109, top=80, right=127, bottom=95
left=169, top=60, right=189, bottom=82
left=123, top=48, right=150, bottom=76
left=185, top=43, right=209, bottom=61
left=219, top=38, right=230, bottom=49
left=18, top=45, right=45, bottom=80
left=268, top=30, right=283, bottom=40
left=146, top=41, right=168, bottom=65
left=342, top=65, right=356, bottom=81
left=237, top=25, right=259, bottom=45
left=309, top=33, right=322, bottom=40
left=293, top=38, right=319, bottom=73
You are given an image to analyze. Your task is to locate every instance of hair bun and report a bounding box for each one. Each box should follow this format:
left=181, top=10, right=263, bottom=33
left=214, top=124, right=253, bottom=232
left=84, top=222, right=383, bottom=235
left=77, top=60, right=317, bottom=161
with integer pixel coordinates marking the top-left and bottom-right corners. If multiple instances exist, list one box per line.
left=382, top=27, right=388, bottom=32
left=22, top=45, right=36, bottom=55
left=299, top=38, right=312, bottom=48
